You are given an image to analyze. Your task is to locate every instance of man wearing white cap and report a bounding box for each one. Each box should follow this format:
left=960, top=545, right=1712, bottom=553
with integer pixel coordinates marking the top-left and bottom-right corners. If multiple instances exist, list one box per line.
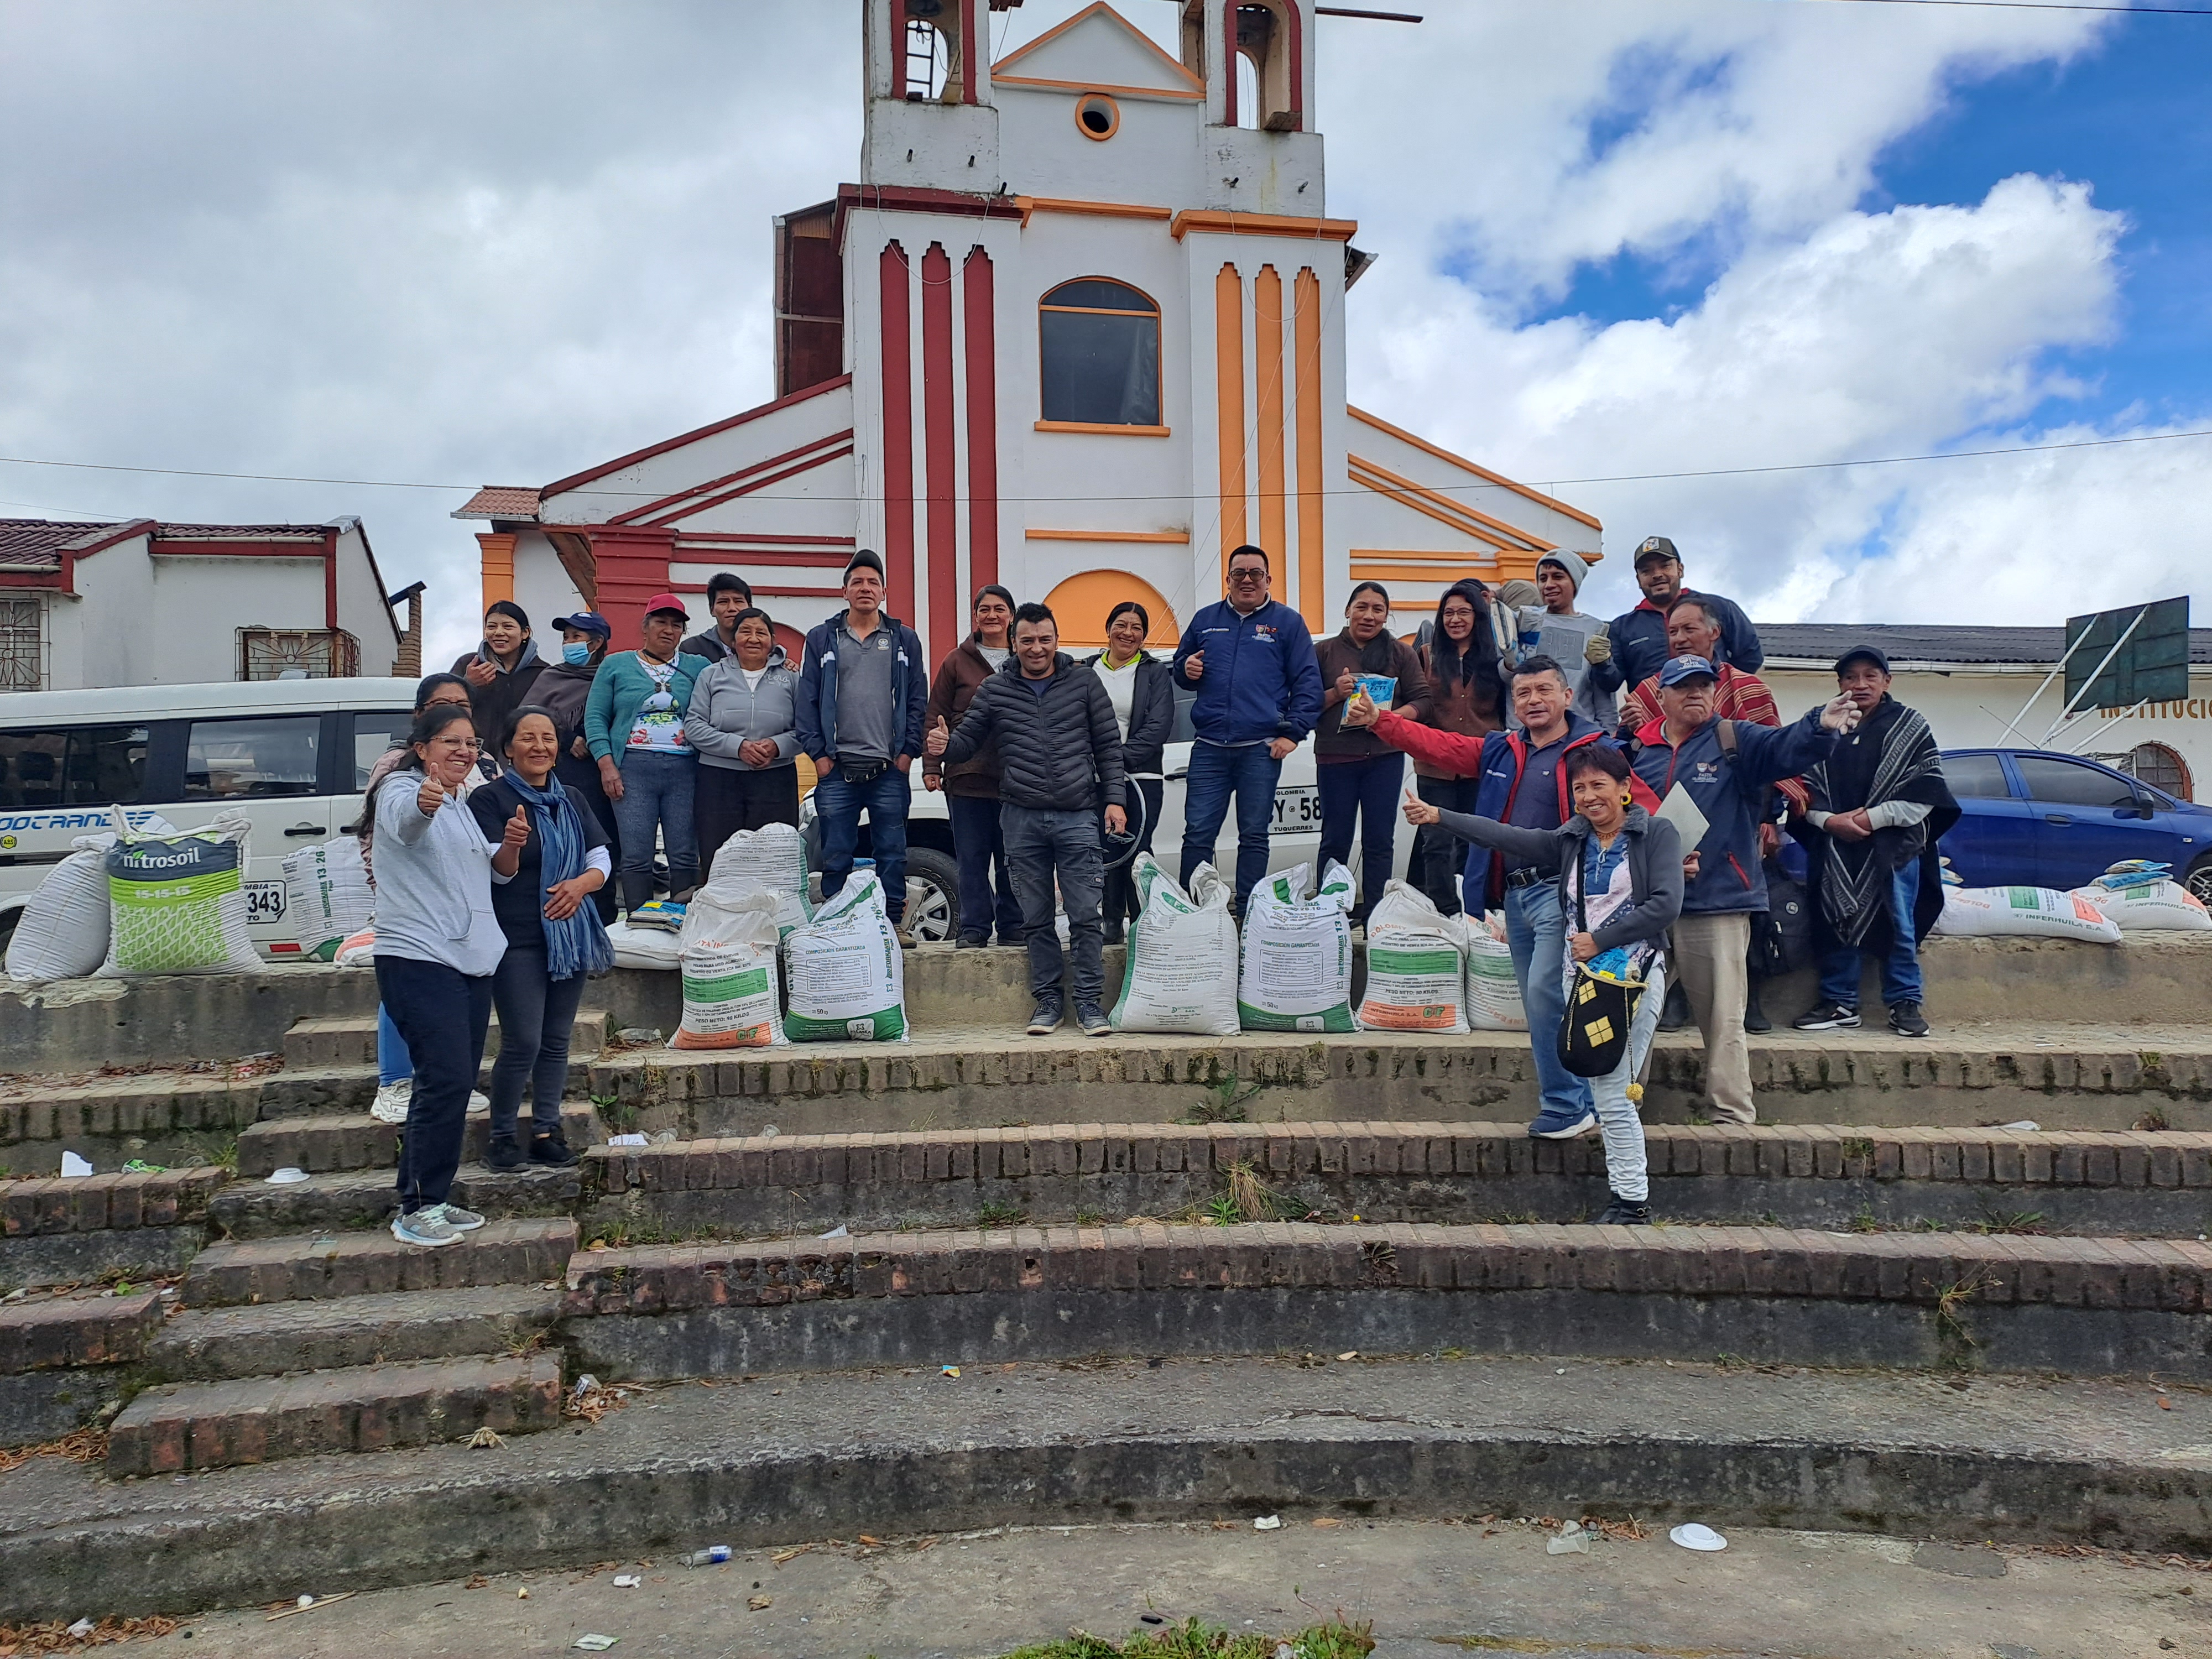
left=1525, top=551, right=1616, bottom=730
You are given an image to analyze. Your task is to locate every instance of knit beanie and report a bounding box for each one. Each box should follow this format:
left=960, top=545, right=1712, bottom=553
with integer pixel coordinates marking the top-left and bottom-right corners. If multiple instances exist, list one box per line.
left=1536, top=551, right=1589, bottom=593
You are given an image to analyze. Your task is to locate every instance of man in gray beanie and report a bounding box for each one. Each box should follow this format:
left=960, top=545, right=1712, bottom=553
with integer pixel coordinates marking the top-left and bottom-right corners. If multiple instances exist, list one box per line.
left=1524, top=551, right=1615, bottom=729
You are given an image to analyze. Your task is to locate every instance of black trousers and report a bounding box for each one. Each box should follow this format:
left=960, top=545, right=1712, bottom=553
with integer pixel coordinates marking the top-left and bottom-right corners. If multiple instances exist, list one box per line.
left=695, top=764, right=801, bottom=878
left=377, top=954, right=493, bottom=1214
left=1102, top=776, right=1165, bottom=923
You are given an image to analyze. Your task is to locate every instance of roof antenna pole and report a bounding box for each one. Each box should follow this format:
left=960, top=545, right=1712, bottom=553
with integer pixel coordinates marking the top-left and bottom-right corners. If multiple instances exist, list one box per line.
left=1988, top=625, right=2098, bottom=748
left=2036, top=605, right=2150, bottom=746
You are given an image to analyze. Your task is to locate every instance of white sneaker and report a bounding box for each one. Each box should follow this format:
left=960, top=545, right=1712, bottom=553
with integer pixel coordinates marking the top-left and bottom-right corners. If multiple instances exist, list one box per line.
left=468, top=1091, right=492, bottom=1112
left=391, top=1206, right=461, bottom=1247
left=439, top=1203, right=486, bottom=1232
left=370, top=1081, right=413, bottom=1124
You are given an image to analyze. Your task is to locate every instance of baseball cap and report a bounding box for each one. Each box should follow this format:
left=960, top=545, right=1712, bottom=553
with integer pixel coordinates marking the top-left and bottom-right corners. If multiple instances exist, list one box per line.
left=552, top=611, right=611, bottom=637
left=1633, top=535, right=1680, bottom=567
left=642, top=592, right=688, bottom=618
left=1657, top=654, right=1718, bottom=687
left=1834, top=645, right=1890, bottom=676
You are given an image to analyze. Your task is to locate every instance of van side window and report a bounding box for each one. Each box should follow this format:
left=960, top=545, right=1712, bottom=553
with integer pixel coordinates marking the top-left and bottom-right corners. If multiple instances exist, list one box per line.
left=184, top=716, right=320, bottom=800
left=349, top=711, right=415, bottom=790
left=0, top=726, right=151, bottom=810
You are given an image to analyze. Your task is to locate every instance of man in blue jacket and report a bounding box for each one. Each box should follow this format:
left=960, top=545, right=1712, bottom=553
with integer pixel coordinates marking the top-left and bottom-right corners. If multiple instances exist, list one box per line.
left=794, top=550, right=930, bottom=935
left=1626, top=656, right=1857, bottom=1123
left=1584, top=536, right=1763, bottom=714
left=1170, top=545, right=1323, bottom=911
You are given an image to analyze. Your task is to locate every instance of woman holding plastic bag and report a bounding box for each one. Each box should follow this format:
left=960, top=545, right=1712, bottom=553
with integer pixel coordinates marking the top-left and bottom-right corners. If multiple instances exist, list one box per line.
left=469, top=706, right=613, bottom=1172
left=1404, top=745, right=1681, bottom=1224
left=1313, top=582, right=1428, bottom=926
left=369, top=705, right=512, bottom=1248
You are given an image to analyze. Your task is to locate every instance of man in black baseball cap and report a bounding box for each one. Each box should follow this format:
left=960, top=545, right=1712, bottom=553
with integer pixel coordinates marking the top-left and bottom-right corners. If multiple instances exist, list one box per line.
left=1584, top=536, right=1765, bottom=721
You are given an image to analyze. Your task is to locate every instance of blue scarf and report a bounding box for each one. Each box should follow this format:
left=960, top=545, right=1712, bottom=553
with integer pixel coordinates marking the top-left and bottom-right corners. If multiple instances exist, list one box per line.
left=503, top=771, right=614, bottom=980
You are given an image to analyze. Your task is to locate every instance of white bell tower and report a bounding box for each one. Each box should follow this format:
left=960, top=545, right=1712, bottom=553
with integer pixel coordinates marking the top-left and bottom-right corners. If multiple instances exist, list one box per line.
left=863, top=0, right=1004, bottom=192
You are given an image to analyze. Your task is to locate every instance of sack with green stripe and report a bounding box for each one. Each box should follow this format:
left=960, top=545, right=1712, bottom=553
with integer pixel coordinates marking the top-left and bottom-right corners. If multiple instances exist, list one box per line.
left=1237, top=859, right=1357, bottom=1034
left=96, top=808, right=260, bottom=978
left=1356, top=879, right=1472, bottom=1034
left=782, top=871, right=907, bottom=1042
left=672, top=888, right=785, bottom=1049
left=1108, top=854, right=1239, bottom=1036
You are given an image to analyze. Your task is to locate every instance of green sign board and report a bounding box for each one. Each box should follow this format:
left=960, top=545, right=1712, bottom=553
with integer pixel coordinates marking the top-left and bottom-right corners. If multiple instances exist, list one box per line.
left=2064, top=597, right=2192, bottom=713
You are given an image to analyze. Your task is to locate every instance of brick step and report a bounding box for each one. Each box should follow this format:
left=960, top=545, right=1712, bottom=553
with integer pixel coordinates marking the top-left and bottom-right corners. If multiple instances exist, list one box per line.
left=583, top=1120, right=2212, bottom=1241
left=211, top=1162, right=582, bottom=1240
left=283, top=1008, right=611, bottom=1070
left=2, top=1166, right=230, bottom=1293
left=236, top=1103, right=599, bottom=1177
left=148, top=1284, right=562, bottom=1382
left=0, top=1288, right=165, bottom=1448
left=182, top=1217, right=576, bottom=1308
left=250, top=1065, right=380, bottom=1119
left=564, top=1219, right=2212, bottom=1384
left=582, top=1020, right=2212, bottom=1139
left=0, top=1071, right=264, bottom=1169
left=105, top=1351, right=565, bottom=1477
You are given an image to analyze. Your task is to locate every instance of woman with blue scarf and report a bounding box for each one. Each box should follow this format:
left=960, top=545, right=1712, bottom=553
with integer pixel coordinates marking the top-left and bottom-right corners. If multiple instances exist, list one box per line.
left=471, top=705, right=615, bottom=1170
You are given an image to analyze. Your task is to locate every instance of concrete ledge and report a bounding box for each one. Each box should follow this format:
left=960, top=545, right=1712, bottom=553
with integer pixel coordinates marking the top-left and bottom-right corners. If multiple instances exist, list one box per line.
left=182, top=1218, right=576, bottom=1307
left=4, top=1354, right=2210, bottom=1620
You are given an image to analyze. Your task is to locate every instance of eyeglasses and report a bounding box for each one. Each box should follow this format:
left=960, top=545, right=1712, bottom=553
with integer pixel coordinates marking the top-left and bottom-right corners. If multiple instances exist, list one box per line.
left=430, top=738, right=482, bottom=752
left=1228, top=567, right=1266, bottom=582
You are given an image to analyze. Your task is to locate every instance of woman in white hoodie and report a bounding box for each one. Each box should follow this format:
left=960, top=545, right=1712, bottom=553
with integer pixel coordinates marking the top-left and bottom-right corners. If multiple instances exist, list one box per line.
left=682, top=607, right=802, bottom=871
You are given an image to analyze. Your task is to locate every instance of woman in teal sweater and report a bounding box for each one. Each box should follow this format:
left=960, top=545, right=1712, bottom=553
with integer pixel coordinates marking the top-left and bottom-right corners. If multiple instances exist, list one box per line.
left=584, top=595, right=706, bottom=915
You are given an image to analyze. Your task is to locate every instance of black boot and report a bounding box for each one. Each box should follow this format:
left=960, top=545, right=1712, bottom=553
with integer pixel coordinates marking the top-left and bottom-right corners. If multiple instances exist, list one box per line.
left=1656, top=982, right=1692, bottom=1032
left=1743, top=978, right=1771, bottom=1034
left=1594, top=1192, right=1651, bottom=1225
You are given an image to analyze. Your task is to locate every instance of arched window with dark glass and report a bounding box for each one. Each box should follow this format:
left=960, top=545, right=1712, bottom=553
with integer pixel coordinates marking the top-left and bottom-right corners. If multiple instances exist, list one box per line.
left=1039, top=279, right=1161, bottom=427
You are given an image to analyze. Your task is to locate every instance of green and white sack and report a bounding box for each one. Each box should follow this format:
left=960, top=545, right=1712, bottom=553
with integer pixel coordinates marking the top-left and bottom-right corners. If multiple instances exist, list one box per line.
left=673, top=889, right=786, bottom=1049
left=1933, top=884, right=2122, bottom=944
left=1465, top=920, right=1527, bottom=1031
left=1237, top=859, right=1356, bottom=1033
left=782, top=871, right=907, bottom=1041
left=705, top=821, right=813, bottom=938
left=283, top=836, right=375, bottom=961
left=96, top=809, right=260, bottom=977
left=1109, top=855, right=1240, bottom=1036
left=1357, top=880, right=1471, bottom=1034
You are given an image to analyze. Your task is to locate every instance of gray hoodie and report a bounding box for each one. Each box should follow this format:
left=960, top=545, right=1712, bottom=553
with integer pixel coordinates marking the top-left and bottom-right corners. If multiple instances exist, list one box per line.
left=682, top=646, right=801, bottom=772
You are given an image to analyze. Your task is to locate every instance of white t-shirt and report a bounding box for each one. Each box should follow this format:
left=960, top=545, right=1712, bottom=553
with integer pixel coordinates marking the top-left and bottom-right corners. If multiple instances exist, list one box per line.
left=978, top=645, right=1010, bottom=672
left=1093, top=654, right=1140, bottom=743
left=739, top=666, right=766, bottom=691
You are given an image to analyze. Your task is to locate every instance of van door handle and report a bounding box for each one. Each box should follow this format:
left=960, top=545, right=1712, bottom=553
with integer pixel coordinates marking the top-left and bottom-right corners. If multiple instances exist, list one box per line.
left=2043, top=813, right=2072, bottom=826
left=284, top=823, right=324, bottom=836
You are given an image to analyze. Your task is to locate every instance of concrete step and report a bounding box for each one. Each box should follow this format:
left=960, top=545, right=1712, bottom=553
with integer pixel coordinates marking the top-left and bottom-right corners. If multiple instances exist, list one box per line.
left=148, top=1285, right=563, bottom=1382
left=8, top=1352, right=2210, bottom=1620
left=1, top=1167, right=228, bottom=1291
left=212, top=1163, right=582, bottom=1239
left=236, top=1103, right=599, bottom=1178
left=182, top=1217, right=576, bottom=1308
left=105, top=1351, right=565, bottom=1477
left=580, top=1120, right=2212, bottom=1241
left=283, top=1008, right=612, bottom=1070
left=251, top=1064, right=380, bottom=1119
left=0, top=1288, right=166, bottom=1448
left=564, top=1219, right=2212, bottom=1383
left=581, top=1020, right=2212, bottom=1138
left=0, top=1069, right=265, bottom=1172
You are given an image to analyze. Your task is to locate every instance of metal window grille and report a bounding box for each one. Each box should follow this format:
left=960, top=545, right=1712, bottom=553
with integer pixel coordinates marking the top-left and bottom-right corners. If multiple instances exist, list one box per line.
left=238, top=628, right=360, bottom=681
left=0, top=598, right=43, bottom=692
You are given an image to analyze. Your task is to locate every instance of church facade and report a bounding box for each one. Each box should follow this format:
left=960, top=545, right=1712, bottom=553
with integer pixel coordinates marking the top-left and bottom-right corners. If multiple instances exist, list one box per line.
left=457, top=0, right=1604, bottom=661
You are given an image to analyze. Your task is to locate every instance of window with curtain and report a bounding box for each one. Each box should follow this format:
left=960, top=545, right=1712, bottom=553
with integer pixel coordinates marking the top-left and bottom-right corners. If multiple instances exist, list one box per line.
left=1039, top=279, right=1161, bottom=427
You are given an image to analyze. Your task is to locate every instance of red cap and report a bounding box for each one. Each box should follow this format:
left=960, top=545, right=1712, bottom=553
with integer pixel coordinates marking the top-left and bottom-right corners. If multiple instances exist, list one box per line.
left=643, top=592, right=688, bottom=618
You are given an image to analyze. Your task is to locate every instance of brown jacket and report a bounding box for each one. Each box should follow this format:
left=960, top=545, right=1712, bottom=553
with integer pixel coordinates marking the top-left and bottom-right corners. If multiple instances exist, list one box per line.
left=922, top=638, right=1005, bottom=799
left=1408, top=641, right=1504, bottom=779
left=1314, top=632, right=1431, bottom=763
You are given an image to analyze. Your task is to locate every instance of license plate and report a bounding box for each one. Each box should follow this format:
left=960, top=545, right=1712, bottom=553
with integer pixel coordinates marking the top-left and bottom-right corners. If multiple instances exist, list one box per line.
left=1270, top=784, right=1321, bottom=837
left=243, top=881, right=287, bottom=924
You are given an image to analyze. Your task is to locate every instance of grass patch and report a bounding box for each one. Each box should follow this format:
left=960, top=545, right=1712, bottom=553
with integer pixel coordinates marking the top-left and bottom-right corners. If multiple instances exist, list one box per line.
left=1181, top=1076, right=1265, bottom=1126
left=993, top=1618, right=1373, bottom=1659
left=1839, top=1135, right=1876, bottom=1164
left=977, top=1199, right=1028, bottom=1228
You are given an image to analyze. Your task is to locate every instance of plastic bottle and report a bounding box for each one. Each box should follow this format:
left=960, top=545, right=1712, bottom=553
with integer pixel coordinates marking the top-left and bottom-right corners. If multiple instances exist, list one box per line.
left=685, top=1546, right=733, bottom=1566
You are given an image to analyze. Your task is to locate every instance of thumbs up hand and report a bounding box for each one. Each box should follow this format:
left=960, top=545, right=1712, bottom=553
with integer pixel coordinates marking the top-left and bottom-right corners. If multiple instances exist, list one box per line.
left=1401, top=787, right=1441, bottom=827
left=502, top=804, right=531, bottom=851
left=924, top=713, right=951, bottom=759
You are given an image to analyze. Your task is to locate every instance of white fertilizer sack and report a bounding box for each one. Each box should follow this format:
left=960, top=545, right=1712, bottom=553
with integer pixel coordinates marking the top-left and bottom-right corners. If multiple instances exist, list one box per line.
left=783, top=872, right=907, bottom=1042
left=283, top=836, right=375, bottom=962
left=1358, top=880, right=1471, bottom=1034
left=1237, top=860, right=1356, bottom=1034
left=1465, top=920, right=1528, bottom=1031
left=6, top=836, right=116, bottom=984
left=1934, top=885, right=2122, bottom=945
left=606, top=919, right=681, bottom=971
left=706, top=821, right=813, bottom=937
left=1109, top=855, right=1239, bottom=1036
left=97, top=810, right=260, bottom=977
left=673, top=889, right=786, bottom=1049
left=2072, top=879, right=2211, bottom=933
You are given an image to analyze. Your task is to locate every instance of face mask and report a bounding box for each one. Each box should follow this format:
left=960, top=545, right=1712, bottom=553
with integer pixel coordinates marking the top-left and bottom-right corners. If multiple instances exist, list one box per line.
left=561, top=642, right=594, bottom=666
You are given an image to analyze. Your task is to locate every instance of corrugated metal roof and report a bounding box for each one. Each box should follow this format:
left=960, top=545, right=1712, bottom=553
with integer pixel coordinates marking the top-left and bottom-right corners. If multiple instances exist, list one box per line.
left=1759, top=623, right=2212, bottom=668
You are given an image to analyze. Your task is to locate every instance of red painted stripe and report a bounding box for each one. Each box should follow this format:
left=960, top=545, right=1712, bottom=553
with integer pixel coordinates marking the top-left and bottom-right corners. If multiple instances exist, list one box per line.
left=612, top=430, right=856, bottom=525
left=921, top=243, right=957, bottom=669
left=669, top=549, right=850, bottom=568
left=669, top=533, right=856, bottom=546
left=323, top=529, right=338, bottom=629
left=643, top=445, right=855, bottom=528
left=542, top=374, right=851, bottom=497
left=962, top=245, right=999, bottom=603
left=880, top=242, right=915, bottom=630
left=960, top=0, right=980, bottom=103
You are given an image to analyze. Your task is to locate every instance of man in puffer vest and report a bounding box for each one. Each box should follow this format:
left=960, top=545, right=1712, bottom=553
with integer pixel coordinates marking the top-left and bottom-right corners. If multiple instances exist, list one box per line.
left=931, top=602, right=1129, bottom=1039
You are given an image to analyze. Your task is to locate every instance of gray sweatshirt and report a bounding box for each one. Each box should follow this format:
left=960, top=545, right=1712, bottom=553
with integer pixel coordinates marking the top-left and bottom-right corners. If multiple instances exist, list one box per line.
left=682, top=649, right=801, bottom=773
left=370, top=771, right=506, bottom=977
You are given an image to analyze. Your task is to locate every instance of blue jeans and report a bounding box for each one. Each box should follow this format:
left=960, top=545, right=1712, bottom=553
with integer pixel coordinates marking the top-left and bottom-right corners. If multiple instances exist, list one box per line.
left=377, top=1003, right=411, bottom=1087
left=816, top=764, right=911, bottom=923
left=1505, top=881, right=1593, bottom=1118
left=1817, top=859, right=1925, bottom=1008
left=488, top=948, right=587, bottom=1142
left=1002, top=804, right=1106, bottom=1007
left=1180, top=740, right=1280, bottom=911
left=1318, top=752, right=1404, bottom=920
left=613, top=750, right=699, bottom=914
left=948, top=793, right=1023, bottom=944
left=375, top=954, right=493, bottom=1214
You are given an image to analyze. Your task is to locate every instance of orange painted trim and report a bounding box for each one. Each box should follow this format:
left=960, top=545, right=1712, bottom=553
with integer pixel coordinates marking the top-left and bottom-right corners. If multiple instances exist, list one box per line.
left=477, top=531, right=517, bottom=613
left=1350, top=453, right=1557, bottom=551
left=1214, top=263, right=1246, bottom=585
left=1255, top=267, right=1286, bottom=566
left=1073, top=91, right=1121, bottom=139
left=1350, top=561, right=1505, bottom=584
left=997, top=73, right=1203, bottom=103
left=1172, top=210, right=1358, bottom=242
left=1347, top=468, right=1514, bottom=552
left=1033, top=420, right=1173, bottom=436
left=1347, top=405, right=1604, bottom=534
left=1293, top=264, right=1324, bottom=632
left=1025, top=528, right=1191, bottom=544
left=1016, top=196, right=1175, bottom=226
left=992, top=3, right=1207, bottom=91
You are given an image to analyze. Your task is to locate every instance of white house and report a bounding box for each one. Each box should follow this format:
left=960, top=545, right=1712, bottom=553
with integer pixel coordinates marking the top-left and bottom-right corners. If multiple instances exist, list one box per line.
left=0, top=516, right=408, bottom=693
left=456, top=0, right=1605, bottom=662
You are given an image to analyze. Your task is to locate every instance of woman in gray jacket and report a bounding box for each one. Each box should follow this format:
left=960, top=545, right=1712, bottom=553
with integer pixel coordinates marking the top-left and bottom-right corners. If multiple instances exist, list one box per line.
left=1404, top=744, right=1682, bottom=1224
left=682, top=608, right=801, bottom=869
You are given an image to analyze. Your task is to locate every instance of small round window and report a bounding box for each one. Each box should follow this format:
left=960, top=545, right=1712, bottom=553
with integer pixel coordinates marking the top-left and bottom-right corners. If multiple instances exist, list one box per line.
left=1074, top=93, right=1119, bottom=141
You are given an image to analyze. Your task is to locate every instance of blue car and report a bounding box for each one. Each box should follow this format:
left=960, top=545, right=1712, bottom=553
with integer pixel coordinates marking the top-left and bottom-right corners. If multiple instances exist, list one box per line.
left=1939, top=748, right=2212, bottom=901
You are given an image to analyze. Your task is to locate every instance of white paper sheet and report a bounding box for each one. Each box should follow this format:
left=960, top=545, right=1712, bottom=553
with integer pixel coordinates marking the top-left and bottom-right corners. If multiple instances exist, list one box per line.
left=1656, top=783, right=1710, bottom=852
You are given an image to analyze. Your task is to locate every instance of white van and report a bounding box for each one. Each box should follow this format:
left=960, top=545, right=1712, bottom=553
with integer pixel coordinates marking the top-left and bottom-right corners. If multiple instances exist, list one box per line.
left=0, top=678, right=419, bottom=959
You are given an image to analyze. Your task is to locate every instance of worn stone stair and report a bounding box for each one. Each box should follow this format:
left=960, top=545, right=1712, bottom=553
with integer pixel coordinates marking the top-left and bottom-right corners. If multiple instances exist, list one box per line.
left=235, top=1101, right=599, bottom=1177
left=282, top=1007, right=610, bottom=1070
left=212, top=1162, right=582, bottom=1239
left=148, top=1284, right=564, bottom=1381
left=181, top=1217, right=575, bottom=1306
